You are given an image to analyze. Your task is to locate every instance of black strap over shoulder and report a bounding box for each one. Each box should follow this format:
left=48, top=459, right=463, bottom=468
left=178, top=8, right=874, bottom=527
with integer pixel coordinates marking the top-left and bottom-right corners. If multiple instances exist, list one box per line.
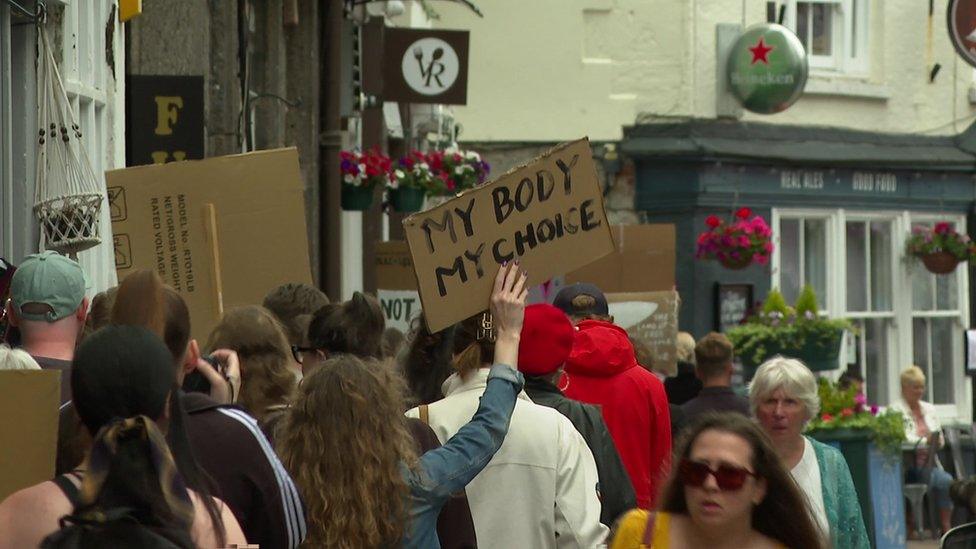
left=52, top=473, right=82, bottom=508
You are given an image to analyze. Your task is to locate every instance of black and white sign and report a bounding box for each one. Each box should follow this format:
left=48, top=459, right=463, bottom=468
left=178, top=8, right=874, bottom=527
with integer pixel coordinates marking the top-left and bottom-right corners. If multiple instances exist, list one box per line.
left=715, top=283, right=753, bottom=333
left=384, top=28, right=469, bottom=105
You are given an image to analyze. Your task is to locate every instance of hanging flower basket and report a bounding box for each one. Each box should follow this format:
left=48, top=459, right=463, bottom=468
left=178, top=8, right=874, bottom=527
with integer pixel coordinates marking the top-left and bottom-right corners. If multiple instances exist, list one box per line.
left=389, top=187, right=426, bottom=213
left=696, top=208, right=774, bottom=270
left=426, top=147, right=491, bottom=197
left=341, top=184, right=374, bottom=211
left=340, top=148, right=391, bottom=212
left=920, top=251, right=960, bottom=274
left=906, top=222, right=975, bottom=275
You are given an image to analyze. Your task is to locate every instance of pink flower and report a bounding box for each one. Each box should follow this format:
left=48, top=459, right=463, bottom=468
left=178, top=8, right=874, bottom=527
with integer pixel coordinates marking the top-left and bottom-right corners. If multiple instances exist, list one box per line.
left=706, top=215, right=722, bottom=229
left=738, top=236, right=751, bottom=248
left=854, top=393, right=867, bottom=412
left=870, top=405, right=879, bottom=416
left=755, top=253, right=769, bottom=265
left=764, top=242, right=774, bottom=253
left=935, top=222, right=952, bottom=235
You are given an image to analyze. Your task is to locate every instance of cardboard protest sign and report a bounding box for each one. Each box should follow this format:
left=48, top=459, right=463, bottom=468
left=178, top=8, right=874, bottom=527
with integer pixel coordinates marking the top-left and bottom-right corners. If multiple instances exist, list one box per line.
left=404, top=139, right=614, bottom=333
left=607, top=291, right=680, bottom=376
left=106, top=148, right=313, bottom=341
left=565, top=224, right=675, bottom=293
left=0, top=370, right=60, bottom=500
left=375, top=241, right=421, bottom=332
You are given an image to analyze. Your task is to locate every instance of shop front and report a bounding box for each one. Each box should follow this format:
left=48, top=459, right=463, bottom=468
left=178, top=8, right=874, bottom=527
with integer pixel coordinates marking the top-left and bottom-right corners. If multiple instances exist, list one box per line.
left=623, top=118, right=976, bottom=420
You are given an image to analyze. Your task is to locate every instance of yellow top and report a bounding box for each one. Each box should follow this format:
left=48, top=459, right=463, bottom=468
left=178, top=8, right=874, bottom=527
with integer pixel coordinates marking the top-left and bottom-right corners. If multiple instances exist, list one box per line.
left=609, top=510, right=788, bottom=549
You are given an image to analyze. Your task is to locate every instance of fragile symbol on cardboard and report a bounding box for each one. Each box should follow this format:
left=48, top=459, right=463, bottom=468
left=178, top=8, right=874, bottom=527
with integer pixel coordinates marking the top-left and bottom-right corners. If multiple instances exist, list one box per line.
left=404, top=138, right=614, bottom=333
left=113, top=234, right=132, bottom=269
left=108, top=186, right=127, bottom=221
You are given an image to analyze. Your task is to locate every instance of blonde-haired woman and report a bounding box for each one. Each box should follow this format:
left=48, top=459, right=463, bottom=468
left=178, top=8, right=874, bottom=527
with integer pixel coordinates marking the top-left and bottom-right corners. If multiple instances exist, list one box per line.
left=276, top=264, right=528, bottom=548
left=892, top=365, right=954, bottom=536
left=749, top=356, right=869, bottom=548
left=665, top=332, right=702, bottom=405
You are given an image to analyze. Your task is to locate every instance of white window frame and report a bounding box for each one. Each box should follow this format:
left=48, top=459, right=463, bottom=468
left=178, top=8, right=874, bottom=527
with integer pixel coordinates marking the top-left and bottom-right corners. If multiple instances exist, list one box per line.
left=782, top=0, right=870, bottom=76
left=772, top=208, right=971, bottom=422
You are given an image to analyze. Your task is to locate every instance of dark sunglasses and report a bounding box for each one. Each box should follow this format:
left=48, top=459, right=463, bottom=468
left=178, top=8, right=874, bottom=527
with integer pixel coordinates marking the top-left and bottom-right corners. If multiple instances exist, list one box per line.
left=290, top=345, right=316, bottom=364
left=679, top=459, right=756, bottom=491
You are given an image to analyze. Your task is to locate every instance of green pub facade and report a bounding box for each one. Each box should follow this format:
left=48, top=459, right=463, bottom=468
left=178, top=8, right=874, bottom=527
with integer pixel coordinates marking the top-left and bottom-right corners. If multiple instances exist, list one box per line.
left=624, top=119, right=976, bottom=420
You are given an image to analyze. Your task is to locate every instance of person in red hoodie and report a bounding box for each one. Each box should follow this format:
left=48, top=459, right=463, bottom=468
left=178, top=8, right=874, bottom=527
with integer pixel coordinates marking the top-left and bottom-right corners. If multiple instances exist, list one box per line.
left=563, top=318, right=672, bottom=509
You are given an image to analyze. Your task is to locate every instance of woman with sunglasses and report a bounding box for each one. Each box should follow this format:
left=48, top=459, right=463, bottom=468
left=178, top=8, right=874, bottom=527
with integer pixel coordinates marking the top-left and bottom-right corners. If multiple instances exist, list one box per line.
left=610, top=414, right=823, bottom=549
left=750, top=356, right=869, bottom=548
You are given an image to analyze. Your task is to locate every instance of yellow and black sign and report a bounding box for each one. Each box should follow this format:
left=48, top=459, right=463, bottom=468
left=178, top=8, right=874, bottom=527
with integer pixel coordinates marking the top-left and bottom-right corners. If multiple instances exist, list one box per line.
left=127, top=75, right=204, bottom=167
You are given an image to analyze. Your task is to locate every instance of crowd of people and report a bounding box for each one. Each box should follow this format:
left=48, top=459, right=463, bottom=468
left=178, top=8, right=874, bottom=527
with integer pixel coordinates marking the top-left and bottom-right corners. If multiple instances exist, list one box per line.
left=0, top=250, right=899, bottom=548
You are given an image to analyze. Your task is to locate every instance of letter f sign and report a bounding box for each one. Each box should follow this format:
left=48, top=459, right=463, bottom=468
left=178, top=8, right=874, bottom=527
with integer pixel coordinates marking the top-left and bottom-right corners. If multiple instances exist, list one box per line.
left=154, top=96, right=184, bottom=136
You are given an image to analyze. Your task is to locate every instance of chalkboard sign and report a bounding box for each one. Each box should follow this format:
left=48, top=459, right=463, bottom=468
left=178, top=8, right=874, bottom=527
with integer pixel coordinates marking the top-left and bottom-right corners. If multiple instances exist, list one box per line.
left=715, top=283, right=753, bottom=332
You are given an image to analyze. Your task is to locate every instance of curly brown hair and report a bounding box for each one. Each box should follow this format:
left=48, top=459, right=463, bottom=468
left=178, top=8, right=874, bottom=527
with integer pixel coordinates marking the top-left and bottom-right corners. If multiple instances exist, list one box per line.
left=276, top=355, right=418, bottom=548
left=205, top=305, right=296, bottom=422
left=659, top=413, right=824, bottom=549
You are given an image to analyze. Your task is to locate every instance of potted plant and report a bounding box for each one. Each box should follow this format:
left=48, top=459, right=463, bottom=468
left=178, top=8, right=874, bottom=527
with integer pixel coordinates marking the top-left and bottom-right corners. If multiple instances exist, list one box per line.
left=339, top=149, right=391, bottom=211
left=806, top=378, right=907, bottom=547
left=906, top=222, right=976, bottom=274
left=727, top=286, right=851, bottom=376
left=388, top=151, right=435, bottom=213
left=428, top=147, right=491, bottom=196
left=696, top=207, right=774, bottom=270
left=806, top=378, right=906, bottom=454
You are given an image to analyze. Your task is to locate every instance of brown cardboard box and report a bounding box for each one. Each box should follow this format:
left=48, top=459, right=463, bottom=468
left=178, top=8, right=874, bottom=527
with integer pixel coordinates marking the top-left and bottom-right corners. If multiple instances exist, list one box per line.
left=0, top=370, right=60, bottom=500
left=106, top=148, right=313, bottom=341
left=565, top=224, right=675, bottom=292
left=403, top=139, right=615, bottom=333
left=376, top=241, right=418, bottom=291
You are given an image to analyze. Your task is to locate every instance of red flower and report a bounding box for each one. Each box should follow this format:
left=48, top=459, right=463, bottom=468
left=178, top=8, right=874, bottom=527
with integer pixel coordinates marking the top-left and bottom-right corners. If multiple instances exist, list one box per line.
left=820, top=413, right=834, bottom=422
left=934, top=222, right=952, bottom=235
left=706, top=215, right=722, bottom=228
left=841, top=408, right=854, bottom=418
left=735, top=207, right=752, bottom=220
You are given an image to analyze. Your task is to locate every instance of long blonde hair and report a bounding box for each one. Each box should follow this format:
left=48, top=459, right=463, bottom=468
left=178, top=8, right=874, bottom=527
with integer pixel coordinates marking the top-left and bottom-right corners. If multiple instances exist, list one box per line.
left=276, top=355, right=418, bottom=548
left=205, top=305, right=296, bottom=422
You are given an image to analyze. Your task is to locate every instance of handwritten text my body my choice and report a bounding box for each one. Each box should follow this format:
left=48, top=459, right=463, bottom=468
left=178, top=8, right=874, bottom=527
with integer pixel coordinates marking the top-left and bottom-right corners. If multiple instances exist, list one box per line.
left=418, top=152, right=603, bottom=297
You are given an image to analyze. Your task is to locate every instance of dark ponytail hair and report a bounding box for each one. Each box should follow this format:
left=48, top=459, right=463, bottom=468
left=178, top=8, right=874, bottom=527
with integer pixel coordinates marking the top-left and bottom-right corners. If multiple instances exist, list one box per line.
left=307, top=292, right=385, bottom=359
left=108, top=271, right=225, bottom=545
left=402, top=315, right=457, bottom=406
left=660, top=414, right=824, bottom=549
left=52, top=326, right=201, bottom=547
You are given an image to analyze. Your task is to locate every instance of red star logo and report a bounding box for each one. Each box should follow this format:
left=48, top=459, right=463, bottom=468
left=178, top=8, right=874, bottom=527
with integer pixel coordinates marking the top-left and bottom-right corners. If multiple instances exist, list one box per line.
left=749, top=37, right=774, bottom=65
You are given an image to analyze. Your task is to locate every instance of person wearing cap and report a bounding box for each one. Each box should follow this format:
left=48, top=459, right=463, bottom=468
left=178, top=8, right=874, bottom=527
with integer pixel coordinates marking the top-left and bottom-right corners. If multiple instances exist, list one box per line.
left=519, top=304, right=636, bottom=526
left=5, top=251, right=88, bottom=405
left=552, top=282, right=611, bottom=323
left=563, top=319, right=672, bottom=510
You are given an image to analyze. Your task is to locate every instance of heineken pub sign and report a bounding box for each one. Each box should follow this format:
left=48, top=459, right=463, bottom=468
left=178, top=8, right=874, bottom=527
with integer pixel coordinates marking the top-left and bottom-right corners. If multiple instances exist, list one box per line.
left=727, top=23, right=808, bottom=114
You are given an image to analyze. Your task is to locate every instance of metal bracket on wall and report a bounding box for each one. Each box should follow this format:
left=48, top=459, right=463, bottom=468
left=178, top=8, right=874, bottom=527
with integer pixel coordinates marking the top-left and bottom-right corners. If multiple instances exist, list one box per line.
left=6, top=0, right=44, bottom=25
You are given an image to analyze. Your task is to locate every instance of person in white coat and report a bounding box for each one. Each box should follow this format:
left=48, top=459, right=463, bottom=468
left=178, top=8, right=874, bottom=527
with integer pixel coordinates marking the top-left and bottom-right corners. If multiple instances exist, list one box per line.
left=407, top=288, right=608, bottom=548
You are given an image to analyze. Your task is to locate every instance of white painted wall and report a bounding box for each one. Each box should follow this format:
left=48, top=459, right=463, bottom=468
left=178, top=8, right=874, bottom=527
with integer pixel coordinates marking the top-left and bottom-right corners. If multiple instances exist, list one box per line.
left=426, top=0, right=976, bottom=141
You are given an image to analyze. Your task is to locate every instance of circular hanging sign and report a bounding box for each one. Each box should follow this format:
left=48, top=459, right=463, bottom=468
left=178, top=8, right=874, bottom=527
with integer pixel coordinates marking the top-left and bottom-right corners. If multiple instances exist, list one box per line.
left=948, top=0, right=976, bottom=68
left=400, top=37, right=462, bottom=96
left=727, top=23, right=809, bottom=114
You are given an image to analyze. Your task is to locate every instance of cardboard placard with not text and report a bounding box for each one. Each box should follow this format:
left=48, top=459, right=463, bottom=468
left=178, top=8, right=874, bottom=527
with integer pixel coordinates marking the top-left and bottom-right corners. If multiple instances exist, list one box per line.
left=404, top=138, right=615, bottom=333
left=0, top=370, right=60, bottom=501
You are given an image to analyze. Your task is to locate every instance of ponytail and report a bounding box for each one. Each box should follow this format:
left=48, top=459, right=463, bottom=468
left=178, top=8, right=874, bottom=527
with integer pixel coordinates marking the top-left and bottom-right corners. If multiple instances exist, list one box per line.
left=42, top=416, right=196, bottom=549
left=308, top=292, right=385, bottom=359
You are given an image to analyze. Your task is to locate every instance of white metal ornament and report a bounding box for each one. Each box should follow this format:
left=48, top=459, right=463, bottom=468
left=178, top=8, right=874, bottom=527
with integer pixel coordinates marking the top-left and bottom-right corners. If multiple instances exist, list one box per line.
left=33, top=19, right=103, bottom=256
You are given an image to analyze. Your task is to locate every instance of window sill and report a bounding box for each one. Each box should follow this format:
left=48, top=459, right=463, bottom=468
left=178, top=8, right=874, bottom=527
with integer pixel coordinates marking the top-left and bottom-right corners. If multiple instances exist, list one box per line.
left=804, top=76, right=891, bottom=101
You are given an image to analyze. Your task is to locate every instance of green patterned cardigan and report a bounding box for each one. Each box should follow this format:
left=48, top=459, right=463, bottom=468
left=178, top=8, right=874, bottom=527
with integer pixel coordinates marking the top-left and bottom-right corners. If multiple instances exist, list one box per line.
left=807, top=436, right=871, bottom=549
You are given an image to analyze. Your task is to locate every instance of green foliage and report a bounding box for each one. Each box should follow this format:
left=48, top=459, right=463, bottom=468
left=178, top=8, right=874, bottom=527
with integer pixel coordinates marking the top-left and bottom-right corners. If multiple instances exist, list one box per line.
left=762, top=288, right=790, bottom=316
left=794, top=284, right=819, bottom=317
left=906, top=223, right=976, bottom=261
left=806, top=378, right=906, bottom=454
left=727, top=286, right=851, bottom=370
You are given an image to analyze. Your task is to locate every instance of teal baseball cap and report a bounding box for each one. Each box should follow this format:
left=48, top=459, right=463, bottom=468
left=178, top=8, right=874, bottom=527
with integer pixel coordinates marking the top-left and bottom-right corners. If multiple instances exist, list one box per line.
left=10, top=251, right=88, bottom=322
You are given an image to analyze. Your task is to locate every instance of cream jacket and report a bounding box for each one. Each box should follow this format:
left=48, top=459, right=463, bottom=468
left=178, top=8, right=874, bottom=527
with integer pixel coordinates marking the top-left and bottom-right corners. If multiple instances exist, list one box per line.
left=407, top=368, right=609, bottom=549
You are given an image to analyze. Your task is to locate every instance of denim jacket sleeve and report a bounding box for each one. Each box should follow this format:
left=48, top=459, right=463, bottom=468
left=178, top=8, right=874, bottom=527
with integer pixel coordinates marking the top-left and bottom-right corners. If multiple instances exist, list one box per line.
left=414, top=364, right=524, bottom=501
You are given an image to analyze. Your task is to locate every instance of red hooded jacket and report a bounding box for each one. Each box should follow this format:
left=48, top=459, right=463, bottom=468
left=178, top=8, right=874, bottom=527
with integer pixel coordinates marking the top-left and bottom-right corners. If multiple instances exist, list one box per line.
left=563, top=320, right=671, bottom=509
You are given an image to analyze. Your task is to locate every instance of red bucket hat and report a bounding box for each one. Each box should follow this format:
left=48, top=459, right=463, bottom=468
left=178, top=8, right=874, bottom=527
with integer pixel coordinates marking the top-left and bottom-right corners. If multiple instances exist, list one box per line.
left=518, top=304, right=575, bottom=376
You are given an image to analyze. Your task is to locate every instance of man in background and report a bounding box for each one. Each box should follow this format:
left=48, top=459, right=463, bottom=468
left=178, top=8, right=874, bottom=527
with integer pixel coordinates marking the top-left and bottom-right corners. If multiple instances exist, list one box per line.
left=681, top=332, right=750, bottom=423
